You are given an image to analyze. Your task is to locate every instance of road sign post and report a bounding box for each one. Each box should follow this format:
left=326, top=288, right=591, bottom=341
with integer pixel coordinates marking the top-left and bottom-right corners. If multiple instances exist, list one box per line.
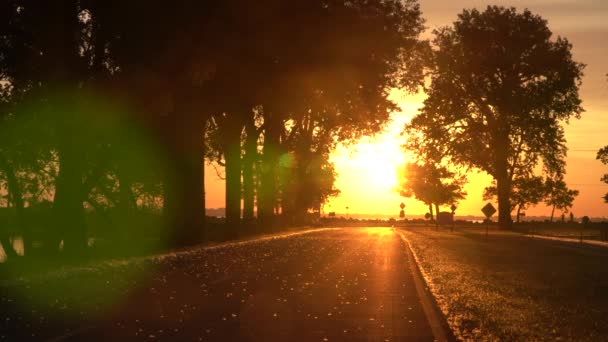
left=481, top=203, right=497, bottom=238
left=450, top=204, right=457, bottom=232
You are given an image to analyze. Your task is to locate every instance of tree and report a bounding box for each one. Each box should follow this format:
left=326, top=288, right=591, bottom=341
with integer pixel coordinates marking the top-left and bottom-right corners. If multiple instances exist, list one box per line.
left=0, top=1, right=93, bottom=257
left=399, top=162, right=467, bottom=220
left=204, top=0, right=427, bottom=229
left=1, top=1, right=201, bottom=257
left=84, top=0, right=223, bottom=245
left=483, top=175, right=545, bottom=223
left=1, top=0, right=428, bottom=260
left=279, top=152, right=341, bottom=225
left=598, top=146, right=608, bottom=203
left=544, top=178, right=579, bottom=222
left=404, top=6, right=584, bottom=229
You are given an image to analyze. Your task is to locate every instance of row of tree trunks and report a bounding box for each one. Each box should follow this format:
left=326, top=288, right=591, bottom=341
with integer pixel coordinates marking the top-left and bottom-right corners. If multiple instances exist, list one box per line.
left=223, top=116, right=243, bottom=238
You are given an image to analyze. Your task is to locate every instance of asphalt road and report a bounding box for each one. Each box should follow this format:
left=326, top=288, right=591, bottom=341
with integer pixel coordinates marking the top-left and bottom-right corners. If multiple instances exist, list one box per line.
left=41, top=228, right=441, bottom=341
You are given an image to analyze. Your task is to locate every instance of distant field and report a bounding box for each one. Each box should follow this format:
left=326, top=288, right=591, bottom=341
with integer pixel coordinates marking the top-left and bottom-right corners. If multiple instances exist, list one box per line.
left=400, top=227, right=608, bottom=341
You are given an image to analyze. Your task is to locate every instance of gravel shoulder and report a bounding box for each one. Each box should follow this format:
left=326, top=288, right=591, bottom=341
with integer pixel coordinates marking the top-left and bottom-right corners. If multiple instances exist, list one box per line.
left=400, top=227, right=608, bottom=341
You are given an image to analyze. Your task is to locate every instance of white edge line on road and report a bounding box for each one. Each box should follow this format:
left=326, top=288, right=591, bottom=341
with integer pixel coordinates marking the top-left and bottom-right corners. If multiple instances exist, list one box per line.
left=394, top=229, right=452, bottom=342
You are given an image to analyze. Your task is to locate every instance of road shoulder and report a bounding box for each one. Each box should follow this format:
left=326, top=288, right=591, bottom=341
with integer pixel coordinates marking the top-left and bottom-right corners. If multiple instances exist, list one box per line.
left=394, top=228, right=455, bottom=341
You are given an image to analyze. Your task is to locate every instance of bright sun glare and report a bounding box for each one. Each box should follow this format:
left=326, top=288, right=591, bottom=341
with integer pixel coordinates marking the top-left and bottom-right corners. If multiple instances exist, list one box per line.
left=325, top=90, right=424, bottom=217
left=326, top=90, right=497, bottom=218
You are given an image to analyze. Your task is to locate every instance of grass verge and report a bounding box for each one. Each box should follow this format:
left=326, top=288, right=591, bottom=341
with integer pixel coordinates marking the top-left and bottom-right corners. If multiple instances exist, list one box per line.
left=400, top=227, right=608, bottom=341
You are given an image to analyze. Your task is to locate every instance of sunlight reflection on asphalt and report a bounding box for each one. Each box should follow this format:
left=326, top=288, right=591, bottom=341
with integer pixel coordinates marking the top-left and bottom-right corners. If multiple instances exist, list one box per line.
left=1, top=228, right=436, bottom=341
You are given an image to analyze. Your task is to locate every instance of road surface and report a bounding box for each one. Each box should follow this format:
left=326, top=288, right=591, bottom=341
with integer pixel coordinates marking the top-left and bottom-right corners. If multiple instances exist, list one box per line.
left=2, top=228, right=448, bottom=341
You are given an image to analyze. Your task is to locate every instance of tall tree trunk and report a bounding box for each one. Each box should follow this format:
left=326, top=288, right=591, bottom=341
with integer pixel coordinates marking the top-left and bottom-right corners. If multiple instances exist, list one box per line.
left=434, top=203, right=440, bottom=228
left=115, top=168, right=135, bottom=245
left=550, top=205, right=556, bottom=222
left=36, top=0, right=84, bottom=259
left=180, top=148, right=206, bottom=243
left=242, top=122, right=258, bottom=227
left=495, top=135, right=513, bottom=230
left=293, top=159, right=309, bottom=227
left=428, top=203, right=434, bottom=221
left=223, top=120, right=242, bottom=238
left=258, top=116, right=281, bottom=229
left=516, top=205, right=522, bottom=223
left=164, top=112, right=206, bottom=247
left=496, top=174, right=512, bottom=229
left=54, top=144, right=88, bottom=259
left=164, top=148, right=206, bottom=246
left=0, top=155, right=22, bottom=259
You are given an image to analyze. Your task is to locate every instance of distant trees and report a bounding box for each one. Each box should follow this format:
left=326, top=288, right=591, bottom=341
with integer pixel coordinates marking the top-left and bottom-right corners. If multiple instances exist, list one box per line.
left=404, top=6, right=584, bottom=229
left=598, top=146, right=608, bottom=203
left=544, top=178, right=579, bottom=222
left=399, top=162, right=467, bottom=221
left=483, top=175, right=577, bottom=223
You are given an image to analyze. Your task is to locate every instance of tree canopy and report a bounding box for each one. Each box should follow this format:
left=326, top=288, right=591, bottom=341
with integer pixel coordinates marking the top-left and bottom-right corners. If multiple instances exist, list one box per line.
left=404, top=6, right=584, bottom=229
left=0, top=0, right=428, bottom=260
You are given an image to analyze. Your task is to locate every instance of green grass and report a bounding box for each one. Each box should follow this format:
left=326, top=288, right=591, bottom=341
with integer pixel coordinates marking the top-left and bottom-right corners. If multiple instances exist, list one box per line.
left=401, top=226, right=608, bottom=341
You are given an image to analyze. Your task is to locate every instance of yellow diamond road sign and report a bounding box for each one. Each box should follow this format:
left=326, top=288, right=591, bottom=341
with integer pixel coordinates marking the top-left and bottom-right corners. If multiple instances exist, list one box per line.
left=481, top=203, right=497, bottom=218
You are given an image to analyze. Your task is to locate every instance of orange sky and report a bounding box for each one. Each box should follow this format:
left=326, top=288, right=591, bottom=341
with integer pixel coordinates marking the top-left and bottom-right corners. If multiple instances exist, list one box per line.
left=205, top=0, right=608, bottom=219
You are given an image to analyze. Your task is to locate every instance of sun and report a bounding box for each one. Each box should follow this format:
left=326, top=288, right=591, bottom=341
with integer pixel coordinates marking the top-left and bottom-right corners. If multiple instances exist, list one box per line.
left=325, top=91, right=426, bottom=217
left=361, top=145, right=401, bottom=190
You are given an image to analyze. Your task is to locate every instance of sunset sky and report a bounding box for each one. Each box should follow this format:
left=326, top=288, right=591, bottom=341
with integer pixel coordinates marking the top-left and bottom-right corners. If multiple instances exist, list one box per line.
left=206, top=0, right=608, bottom=219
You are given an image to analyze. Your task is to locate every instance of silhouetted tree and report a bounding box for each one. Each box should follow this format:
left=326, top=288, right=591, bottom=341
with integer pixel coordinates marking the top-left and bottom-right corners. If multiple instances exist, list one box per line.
left=84, top=0, right=222, bottom=245
left=598, top=146, right=608, bottom=203
left=544, top=177, right=579, bottom=222
left=404, top=6, right=584, bottom=229
left=241, top=111, right=263, bottom=226
left=279, top=151, right=340, bottom=225
left=0, top=1, right=94, bottom=257
left=399, top=162, right=467, bottom=220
